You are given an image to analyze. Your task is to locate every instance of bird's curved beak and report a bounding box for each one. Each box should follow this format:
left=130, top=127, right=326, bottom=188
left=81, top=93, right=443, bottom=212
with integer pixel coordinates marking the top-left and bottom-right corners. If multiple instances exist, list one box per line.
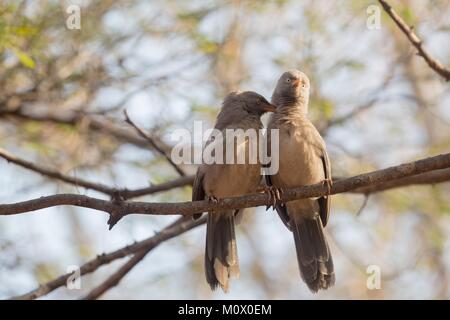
left=263, top=102, right=277, bottom=113
left=292, top=78, right=300, bottom=87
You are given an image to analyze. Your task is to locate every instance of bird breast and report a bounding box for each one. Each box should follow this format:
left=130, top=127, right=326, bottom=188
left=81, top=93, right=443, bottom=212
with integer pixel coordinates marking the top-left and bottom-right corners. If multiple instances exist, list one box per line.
left=202, top=133, right=262, bottom=198
left=272, top=123, right=325, bottom=188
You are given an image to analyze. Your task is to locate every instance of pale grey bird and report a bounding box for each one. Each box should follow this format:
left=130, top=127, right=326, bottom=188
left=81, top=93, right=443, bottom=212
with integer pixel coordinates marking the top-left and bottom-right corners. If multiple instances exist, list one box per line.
left=192, top=91, right=277, bottom=292
left=266, top=70, right=335, bottom=292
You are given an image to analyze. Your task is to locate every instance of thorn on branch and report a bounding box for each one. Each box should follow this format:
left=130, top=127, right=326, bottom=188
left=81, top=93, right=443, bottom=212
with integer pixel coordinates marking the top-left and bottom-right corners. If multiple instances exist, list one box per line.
left=108, top=193, right=126, bottom=230
left=107, top=211, right=124, bottom=230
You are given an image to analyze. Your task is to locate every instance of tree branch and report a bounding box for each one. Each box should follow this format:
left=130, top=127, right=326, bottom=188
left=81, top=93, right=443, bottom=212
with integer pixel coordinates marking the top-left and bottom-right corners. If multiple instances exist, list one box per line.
left=323, top=67, right=395, bottom=131
left=1, top=153, right=449, bottom=228
left=0, top=148, right=194, bottom=199
left=81, top=217, right=189, bottom=300
left=7, top=155, right=450, bottom=300
left=81, top=250, right=149, bottom=300
left=0, top=148, right=115, bottom=195
left=348, top=167, right=450, bottom=194
left=0, top=108, right=170, bottom=151
left=123, top=110, right=186, bottom=176
left=10, top=216, right=206, bottom=300
left=379, top=0, right=450, bottom=81
left=119, top=175, right=194, bottom=199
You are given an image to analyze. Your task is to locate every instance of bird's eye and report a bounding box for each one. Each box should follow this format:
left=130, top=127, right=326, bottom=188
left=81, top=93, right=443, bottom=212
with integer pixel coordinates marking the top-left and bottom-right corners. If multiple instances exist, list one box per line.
left=286, top=78, right=291, bottom=83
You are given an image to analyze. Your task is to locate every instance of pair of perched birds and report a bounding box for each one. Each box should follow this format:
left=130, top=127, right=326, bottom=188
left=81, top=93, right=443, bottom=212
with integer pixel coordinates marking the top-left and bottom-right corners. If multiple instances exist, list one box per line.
left=192, top=70, right=334, bottom=293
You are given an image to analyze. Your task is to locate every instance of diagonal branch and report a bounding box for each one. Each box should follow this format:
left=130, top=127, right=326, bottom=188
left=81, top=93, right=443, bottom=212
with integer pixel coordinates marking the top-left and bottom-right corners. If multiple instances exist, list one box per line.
left=0, top=108, right=169, bottom=151
left=119, top=175, right=194, bottom=199
left=80, top=217, right=188, bottom=300
left=348, top=167, right=450, bottom=194
left=11, top=216, right=206, bottom=300
left=1, top=153, right=449, bottom=227
left=0, top=148, right=115, bottom=195
left=81, top=250, right=149, bottom=300
left=0, top=148, right=194, bottom=199
left=379, top=0, right=450, bottom=81
left=123, top=110, right=186, bottom=176
left=323, top=67, right=395, bottom=131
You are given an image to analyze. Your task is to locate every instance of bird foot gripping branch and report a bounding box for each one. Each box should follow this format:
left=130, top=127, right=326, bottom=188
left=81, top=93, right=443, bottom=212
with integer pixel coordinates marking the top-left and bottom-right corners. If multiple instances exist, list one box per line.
left=207, top=195, right=219, bottom=204
left=258, top=185, right=284, bottom=210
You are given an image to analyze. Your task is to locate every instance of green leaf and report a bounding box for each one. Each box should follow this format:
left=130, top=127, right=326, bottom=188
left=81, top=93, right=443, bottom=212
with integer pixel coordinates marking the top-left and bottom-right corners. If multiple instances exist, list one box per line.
left=13, top=48, right=35, bottom=68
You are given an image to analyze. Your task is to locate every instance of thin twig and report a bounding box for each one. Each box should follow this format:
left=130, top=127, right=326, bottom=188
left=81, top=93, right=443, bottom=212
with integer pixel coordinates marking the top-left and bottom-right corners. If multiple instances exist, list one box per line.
left=80, top=217, right=187, bottom=300
left=356, top=194, right=370, bottom=216
left=379, top=0, right=450, bottom=81
left=325, top=68, right=395, bottom=130
left=81, top=250, right=148, bottom=300
left=119, top=175, right=194, bottom=199
left=0, top=148, right=194, bottom=199
left=0, top=108, right=169, bottom=150
left=123, top=110, right=186, bottom=176
left=0, top=148, right=114, bottom=195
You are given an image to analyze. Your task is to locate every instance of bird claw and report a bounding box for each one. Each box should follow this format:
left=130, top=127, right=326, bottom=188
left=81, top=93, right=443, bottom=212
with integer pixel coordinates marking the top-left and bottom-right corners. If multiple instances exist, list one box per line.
left=207, top=195, right=219, bottom=204
left=261, top=186, right=284, bottom=210
left=322, top=178, right=333, bottom=196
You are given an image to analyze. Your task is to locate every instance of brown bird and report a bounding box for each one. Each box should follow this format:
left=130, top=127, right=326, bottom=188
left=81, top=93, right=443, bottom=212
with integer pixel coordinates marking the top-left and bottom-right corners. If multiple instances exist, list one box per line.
left=192, top=91, right=277, bottom=292
left=266, top=70, right=335, bottom=292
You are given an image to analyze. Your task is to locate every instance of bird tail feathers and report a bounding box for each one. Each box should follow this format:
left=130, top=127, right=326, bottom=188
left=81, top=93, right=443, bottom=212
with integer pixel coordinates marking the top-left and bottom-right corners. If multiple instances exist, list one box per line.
left=205, top=212, right=239, bottom=292
left=292, top=215, right=335, bottom=292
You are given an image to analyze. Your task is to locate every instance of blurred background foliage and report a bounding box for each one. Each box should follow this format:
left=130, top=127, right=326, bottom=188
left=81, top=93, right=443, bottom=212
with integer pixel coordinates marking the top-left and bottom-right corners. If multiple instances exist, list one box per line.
left=0, top=0, right=449, bottom=299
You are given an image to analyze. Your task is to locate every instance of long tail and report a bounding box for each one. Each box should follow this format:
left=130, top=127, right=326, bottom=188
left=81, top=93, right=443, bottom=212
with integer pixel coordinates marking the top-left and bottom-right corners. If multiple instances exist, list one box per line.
left=292, top=215, right=335, bottom=293
left=205, top=212, right=239, bottom=292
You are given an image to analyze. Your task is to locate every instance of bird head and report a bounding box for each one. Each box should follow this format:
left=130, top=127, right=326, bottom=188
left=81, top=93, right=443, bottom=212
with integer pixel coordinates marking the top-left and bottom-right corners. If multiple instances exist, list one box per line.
left=272, top=69, right=310, bottom=107
left=238, top=91, right=277, bottom=115
left=224, top=91, right=277, bottom=117
left=215, top=91, right=276, bottom=130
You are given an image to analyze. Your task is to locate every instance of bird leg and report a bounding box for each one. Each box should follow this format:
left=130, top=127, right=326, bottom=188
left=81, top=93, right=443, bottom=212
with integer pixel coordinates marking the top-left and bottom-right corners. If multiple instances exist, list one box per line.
left=277, top=187, right=285, bottom=207
left=322, top=178, right=333, bottom=196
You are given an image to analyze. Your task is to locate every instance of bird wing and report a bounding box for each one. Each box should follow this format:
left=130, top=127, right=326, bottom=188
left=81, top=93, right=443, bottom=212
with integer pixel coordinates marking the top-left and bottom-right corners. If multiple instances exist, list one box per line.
left=192, top=167, right=205, bottom=220
left=318, top=149, right=331, bottom=227
left=264, top=123, right=292, bottom=230
left=265, top=170, right=293, bottom=231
